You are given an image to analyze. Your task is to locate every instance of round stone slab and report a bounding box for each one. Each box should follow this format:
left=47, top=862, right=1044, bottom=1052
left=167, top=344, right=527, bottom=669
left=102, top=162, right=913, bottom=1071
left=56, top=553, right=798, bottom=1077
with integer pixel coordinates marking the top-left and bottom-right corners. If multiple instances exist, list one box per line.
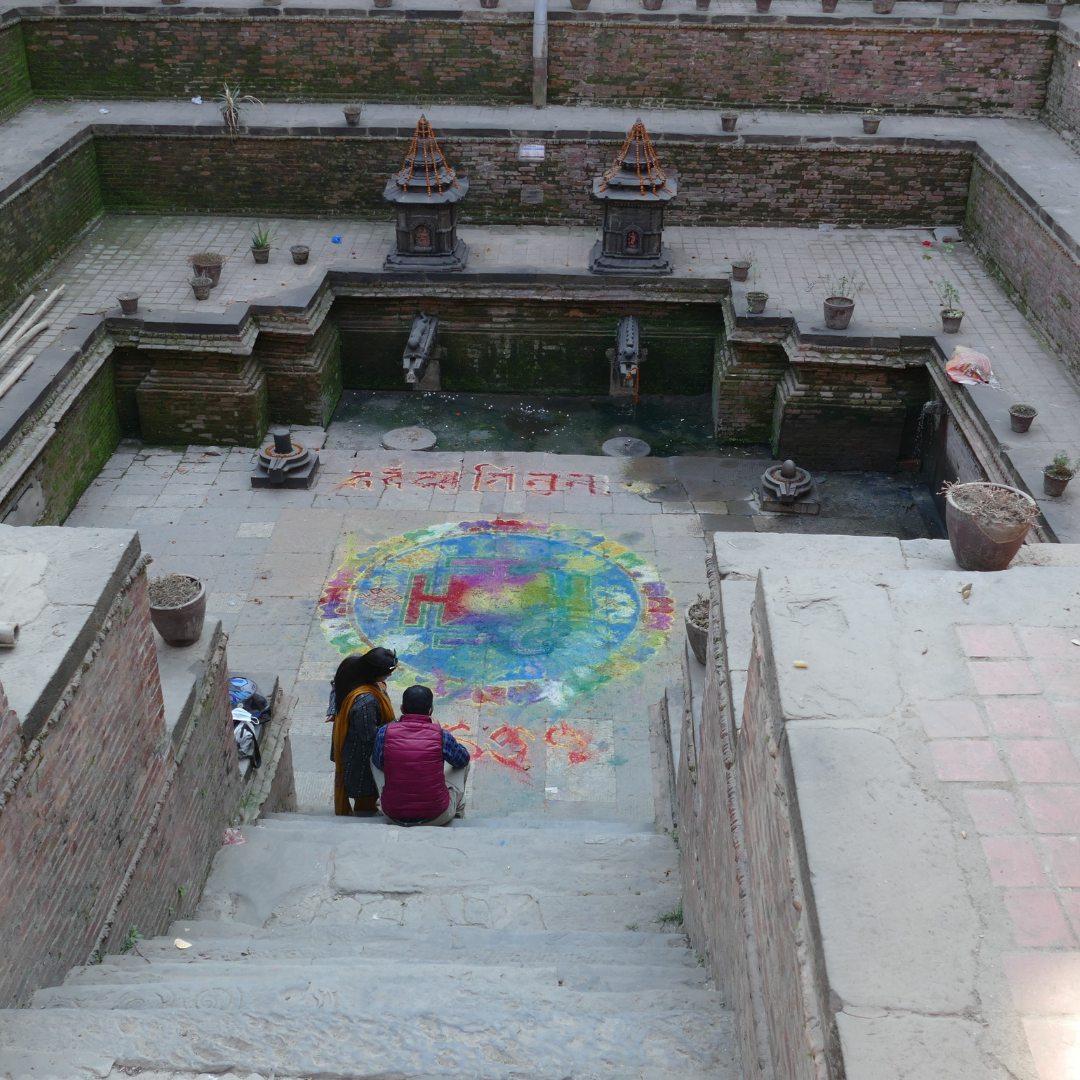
left=381, top=426, right=437, bottom=451
left=602, top=437, right=651, bottom=458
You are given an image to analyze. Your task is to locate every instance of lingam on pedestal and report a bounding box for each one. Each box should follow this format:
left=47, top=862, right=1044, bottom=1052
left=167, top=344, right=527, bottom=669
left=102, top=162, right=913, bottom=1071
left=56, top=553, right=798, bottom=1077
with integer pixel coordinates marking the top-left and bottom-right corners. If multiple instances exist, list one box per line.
left=589, top=120, right=677, bottom=276
left=383, top=116, right=469, bottom=272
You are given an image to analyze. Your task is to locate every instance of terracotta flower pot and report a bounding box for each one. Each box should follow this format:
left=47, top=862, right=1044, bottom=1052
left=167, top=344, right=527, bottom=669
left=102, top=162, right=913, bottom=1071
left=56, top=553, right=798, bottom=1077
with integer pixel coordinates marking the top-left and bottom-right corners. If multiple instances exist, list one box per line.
left=746, top=292, right=769, bottom=314
left=685, top=609, right=708, bottom=665
left=252, top=247, right=270, bottom=264
left=1009, top=405, right=1037, bottom=433
left=190, top=276, right=212, bottom=301
left=642, top=0, right=664, bottom=10
left=755, top=0, right=772, bottom=11
left=1044, top=469, right=1073, bottom=497
left=117, top=292, right=139, bottom=315
left=291, top=244, right=310, bottom=265
left=191, top=257, right=222, bottom=287
left=571, top=0, right=592, bottom=9
left=696, top=0, right=711, bottom=8
left=942, top=0, right=959, bottom=11
left=721, top=114, right=738, bottom=132
left=480, top=0, right=500, bottom=8
left=941, top=310, right=964, bottom=334
left=946, top=483, right=1036, bottom=571
left=1047, top=1, right=1064, bottom=15
left=149, top=577, right=207, bottom=646
left=731, top=260, right=751, bottom=281
left=343, top=107, right=363, bottom=126
left=872, top=0, right=895, bottom=11
left=822, top=0, right=839, bottom=9
left=823, top=296, right=855, bottom=330
left=863, top=116, right=881, bottom=134
left=373, top=0, right=392, bottom=8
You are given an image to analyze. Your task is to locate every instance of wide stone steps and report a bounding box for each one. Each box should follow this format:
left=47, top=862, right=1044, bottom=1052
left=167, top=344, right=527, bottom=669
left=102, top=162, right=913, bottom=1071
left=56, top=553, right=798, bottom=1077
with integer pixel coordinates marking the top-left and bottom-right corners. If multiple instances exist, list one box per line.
left=1, top=812, right=737, bottom=1080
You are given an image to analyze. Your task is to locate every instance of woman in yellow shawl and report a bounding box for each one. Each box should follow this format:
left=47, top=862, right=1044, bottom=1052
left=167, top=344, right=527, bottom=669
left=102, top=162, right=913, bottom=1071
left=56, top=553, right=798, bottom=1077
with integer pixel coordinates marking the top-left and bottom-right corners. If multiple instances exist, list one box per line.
left=328, top=647, right=397, bottom=815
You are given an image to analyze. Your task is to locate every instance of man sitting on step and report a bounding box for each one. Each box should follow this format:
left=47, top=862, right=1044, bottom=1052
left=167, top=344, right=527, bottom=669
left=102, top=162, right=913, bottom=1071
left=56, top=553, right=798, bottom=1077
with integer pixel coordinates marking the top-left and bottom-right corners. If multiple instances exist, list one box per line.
left=372, top=685, right=471, bottom=827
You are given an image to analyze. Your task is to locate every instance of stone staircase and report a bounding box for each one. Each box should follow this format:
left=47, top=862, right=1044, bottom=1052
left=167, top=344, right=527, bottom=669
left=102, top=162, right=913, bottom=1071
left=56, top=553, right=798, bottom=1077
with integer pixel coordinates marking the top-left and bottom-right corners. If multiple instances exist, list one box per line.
left=1, top=813, right=740, bottom=1080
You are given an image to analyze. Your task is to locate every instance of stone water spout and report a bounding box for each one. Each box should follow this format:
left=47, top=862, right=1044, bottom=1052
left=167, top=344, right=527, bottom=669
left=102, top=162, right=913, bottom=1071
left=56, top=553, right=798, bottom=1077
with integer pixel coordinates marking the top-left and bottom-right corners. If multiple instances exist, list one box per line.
left=609, top=315, right=645, bottom=395
left=404, top=313, right=438, bottom=387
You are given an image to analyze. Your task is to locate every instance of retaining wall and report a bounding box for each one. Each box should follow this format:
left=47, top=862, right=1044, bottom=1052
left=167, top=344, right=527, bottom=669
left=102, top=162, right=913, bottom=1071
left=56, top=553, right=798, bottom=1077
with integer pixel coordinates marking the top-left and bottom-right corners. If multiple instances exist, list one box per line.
left=0, top=19, right=31, bottom=121
left=1044, top=25, right=1080, bottom=148
left=10, top=12, right=1058, bottom=115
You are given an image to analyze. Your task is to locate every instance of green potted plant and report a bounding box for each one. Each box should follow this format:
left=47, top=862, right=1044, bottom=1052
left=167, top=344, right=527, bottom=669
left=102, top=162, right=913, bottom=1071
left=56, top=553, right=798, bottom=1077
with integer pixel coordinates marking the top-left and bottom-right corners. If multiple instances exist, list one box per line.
left=935, top=278, right=964, bottom=333
left=862, top=108, right=881, bottom=134
left=746, top=292, right=769, bottom=314
left=1009, top=404, right=1038, bottom=433
left=1044, top=452, right=1076, bottom=497
left=823, top=271, right=862, bottom=330
left=251, top=224, right=274, bottom=264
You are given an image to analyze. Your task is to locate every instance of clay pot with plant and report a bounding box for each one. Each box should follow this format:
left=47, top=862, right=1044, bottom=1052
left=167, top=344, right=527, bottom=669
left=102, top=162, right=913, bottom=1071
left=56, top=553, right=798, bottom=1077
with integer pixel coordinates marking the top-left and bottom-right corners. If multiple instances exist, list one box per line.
left=1009, top=404, right=1038, bottom=433
left=343, top=104, right=363, bottom=126
left=190, top=275, right=213, bottom=301
left=571, top=0, right=593, bottom=8
left=217, top=83, right=263, bottom=137
left=823, top=271, right=862, bottom=330
left=746, top=292, right=769, bottom=315
left=291, top=244, right=310, bottom=265
left=695, top=0, right=710, bottom=8
left=117, top=292, right=139, bottom=315
left=374, top=0, right=393, bottom=9
left=189, top=252, right=225, bottom=287
left=944, top=481, right=1039, bottom=572
left=731, top=250, right=755, bottom=282
left=721, top=114, right=738, bottom=132
left=936, top=278, right=964, bottom=333
left=821, top=0, right=838, bottom=10
left=642, top=0, right=664, bottom=10
left=149, top=574, right=207, bottom=647
left=251, top=224, right=274, bottom=264
left=1047, top=1, right=1064, bottom=15
left=1044, top=452, right=1076, bottom=497
left=942, top=0, right=959, bottom=11
left=755, top=0, right=772, bottom=11
left=862, top=109, right=881, bottom=134
left=685, top=595, right=710, bottom=665
left=871, top=0, right=896, bottom=11
left=480, top=0, right=500, bottom=9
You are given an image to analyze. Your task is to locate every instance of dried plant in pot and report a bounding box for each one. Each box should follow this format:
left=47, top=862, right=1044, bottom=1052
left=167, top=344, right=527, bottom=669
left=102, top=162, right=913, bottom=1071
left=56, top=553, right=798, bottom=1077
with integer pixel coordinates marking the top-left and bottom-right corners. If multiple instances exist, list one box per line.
left=480, top=0, right=500, bottom=9
left=862, top=109, right=881, bottom=134
left=1047, top=1, right=1064, bottom=15
left=822, top=271, right=862, bottom=330
left=1044, top=452, right=1076, bottom=497
left=821, top=0, right=839, bottom=10
left=746, top=291, right=769, bottom=314
left=190, top=275, right=213, bottom=301
left=721, top=114, right=738, bottom=132
left=217, top=83, right=263, bottom=137
left=1009, top=404, right=1038, bottom=433
left=935, top=278, right=964, bottom=333
left=117, top=292, right=139, bottom=315
left=291, top=244, right=310, bottom=265
left=871, top=0, right=896, bottom=11
left=571, top=0, right=593, bottom=8
left=251, top=223, right=274, bottom=264
left=148, top=574, right=207, bottom=647
left=685, top=594, right=710, bottom=665
left=755, top=0, right=772, bottom=11
left=695, top=0, right=710, bottom=8
left=731, top=249, right=755, bottom=282
left=944, top=481, right=1038, bottom=571
left=942, top=0, right=959, bottom=11
left=343, top=103, right=363, bottom=126
left=189, top=251, right=225, bottom=287
left=642, top=0, right=664, bottom=10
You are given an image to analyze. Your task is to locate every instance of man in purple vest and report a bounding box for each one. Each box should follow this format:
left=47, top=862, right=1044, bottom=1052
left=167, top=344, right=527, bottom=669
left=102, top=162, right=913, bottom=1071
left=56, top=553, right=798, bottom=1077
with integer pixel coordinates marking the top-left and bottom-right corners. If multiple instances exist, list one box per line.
left=372, top=685, right=471, bottom=827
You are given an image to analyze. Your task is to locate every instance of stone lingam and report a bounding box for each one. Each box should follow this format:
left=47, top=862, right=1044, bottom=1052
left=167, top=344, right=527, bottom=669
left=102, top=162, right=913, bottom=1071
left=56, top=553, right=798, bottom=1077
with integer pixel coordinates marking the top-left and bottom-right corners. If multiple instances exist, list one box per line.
left=251, top=427, right=321, bottom=489
left=589, top=119, right=677, bottom=276
left=760, top=459, right=819, bottom=515
left=383, top=116, right=469, bottom=272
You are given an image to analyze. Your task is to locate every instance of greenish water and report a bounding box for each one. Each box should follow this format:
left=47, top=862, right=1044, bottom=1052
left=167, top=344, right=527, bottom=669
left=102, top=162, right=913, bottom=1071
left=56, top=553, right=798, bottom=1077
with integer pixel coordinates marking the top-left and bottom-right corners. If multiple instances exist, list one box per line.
left=326, top=391, right=716, bottom=456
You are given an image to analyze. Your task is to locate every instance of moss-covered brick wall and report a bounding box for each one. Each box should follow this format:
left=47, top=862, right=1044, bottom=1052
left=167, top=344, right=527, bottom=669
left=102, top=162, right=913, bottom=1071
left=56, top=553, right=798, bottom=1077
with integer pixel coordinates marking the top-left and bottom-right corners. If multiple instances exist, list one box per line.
left=20, top=15, right=532, bottom=104
left=332, top=296, right=723, bottom=394
left=1045, top=30, right=1080, bottom=148
left=548, top=22, right=1055, bottom=113
left=0, top=21, right=32, bottom=122
left=95, top=133, right=972, bottom=228
left=37, top=359, right=121, bottom=525
left=14, top=13, right=1055, bottom=113
left=0, top=139, right=103, bottom=303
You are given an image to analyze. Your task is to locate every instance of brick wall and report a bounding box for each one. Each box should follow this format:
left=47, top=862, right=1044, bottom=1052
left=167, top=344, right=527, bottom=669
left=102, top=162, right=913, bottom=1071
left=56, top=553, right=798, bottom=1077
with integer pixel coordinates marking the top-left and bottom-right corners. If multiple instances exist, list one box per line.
left=94, top=133, right=972, bottom=227
left=0, top=138, right=102, bottom=303
left=0, top=569, right=167, bottom=1007
left=13, top=14, right=1056, bottom=115
left=966, top=156, right=1080, bottom=379
left=20, top=15, right=532, bottom=103
left=0, top=21, right=32, bottom=122
left=1044, top=30, right=1080, bottom=149
left=548, top=22, right=1054, bottom=113
left=107, top=629, right=242, bottom=952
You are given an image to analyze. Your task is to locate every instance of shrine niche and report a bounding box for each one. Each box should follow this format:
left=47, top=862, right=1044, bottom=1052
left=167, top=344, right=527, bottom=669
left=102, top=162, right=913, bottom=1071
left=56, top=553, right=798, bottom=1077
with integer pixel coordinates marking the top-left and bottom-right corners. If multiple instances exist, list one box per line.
left=383, top=116, right=469, bottom=272
left=589, top=120, right=676, bottom=276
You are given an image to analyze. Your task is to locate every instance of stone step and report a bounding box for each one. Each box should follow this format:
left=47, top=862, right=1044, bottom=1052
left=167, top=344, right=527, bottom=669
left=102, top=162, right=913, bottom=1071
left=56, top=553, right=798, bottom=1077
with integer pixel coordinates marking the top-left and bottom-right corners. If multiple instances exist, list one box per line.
left=258, top=811, right=658, bottom=834
left=0, top=1000, right=739, bottom=1080
left=196, top=820, right=682, bottom=932
left=58, top=956, right=707, bottom=994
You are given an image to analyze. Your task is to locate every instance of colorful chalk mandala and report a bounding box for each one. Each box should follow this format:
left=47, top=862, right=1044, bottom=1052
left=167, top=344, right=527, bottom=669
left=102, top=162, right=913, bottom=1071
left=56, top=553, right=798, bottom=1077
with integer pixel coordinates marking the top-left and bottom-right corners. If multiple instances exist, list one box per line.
left=318, top=519, right=673, bottom=709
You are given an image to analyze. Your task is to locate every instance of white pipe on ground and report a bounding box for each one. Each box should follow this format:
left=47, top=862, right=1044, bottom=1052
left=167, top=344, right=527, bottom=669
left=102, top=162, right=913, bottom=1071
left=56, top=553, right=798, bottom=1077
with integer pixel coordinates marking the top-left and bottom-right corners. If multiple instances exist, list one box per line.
left=0, top=353, right=37, bottom=402
left=0, top=295, right=35, bottom=348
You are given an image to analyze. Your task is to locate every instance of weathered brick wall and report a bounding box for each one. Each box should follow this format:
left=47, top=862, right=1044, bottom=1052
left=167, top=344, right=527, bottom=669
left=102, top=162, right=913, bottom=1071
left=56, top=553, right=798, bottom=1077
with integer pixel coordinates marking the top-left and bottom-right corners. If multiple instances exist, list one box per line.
left=0, top=20, right=32, bottom=122
left=966, top=157, right=1080, bottom=379
left=255, top=320, right=343, bottom=427
left=1044, top=30, right=1080, bottom=148
left=95, top=133, right=971, bottom=227
left=20, top=15, right=532, bottom=103
left=0, top=138, right=102, bottom=303
left=548, top=22, right=1054, bottom=113
left=0, top=569, right=167, bottom=1007
left=108, top=628, right=241, bottom=951
left=13, top=14, right=1055, bottom=114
